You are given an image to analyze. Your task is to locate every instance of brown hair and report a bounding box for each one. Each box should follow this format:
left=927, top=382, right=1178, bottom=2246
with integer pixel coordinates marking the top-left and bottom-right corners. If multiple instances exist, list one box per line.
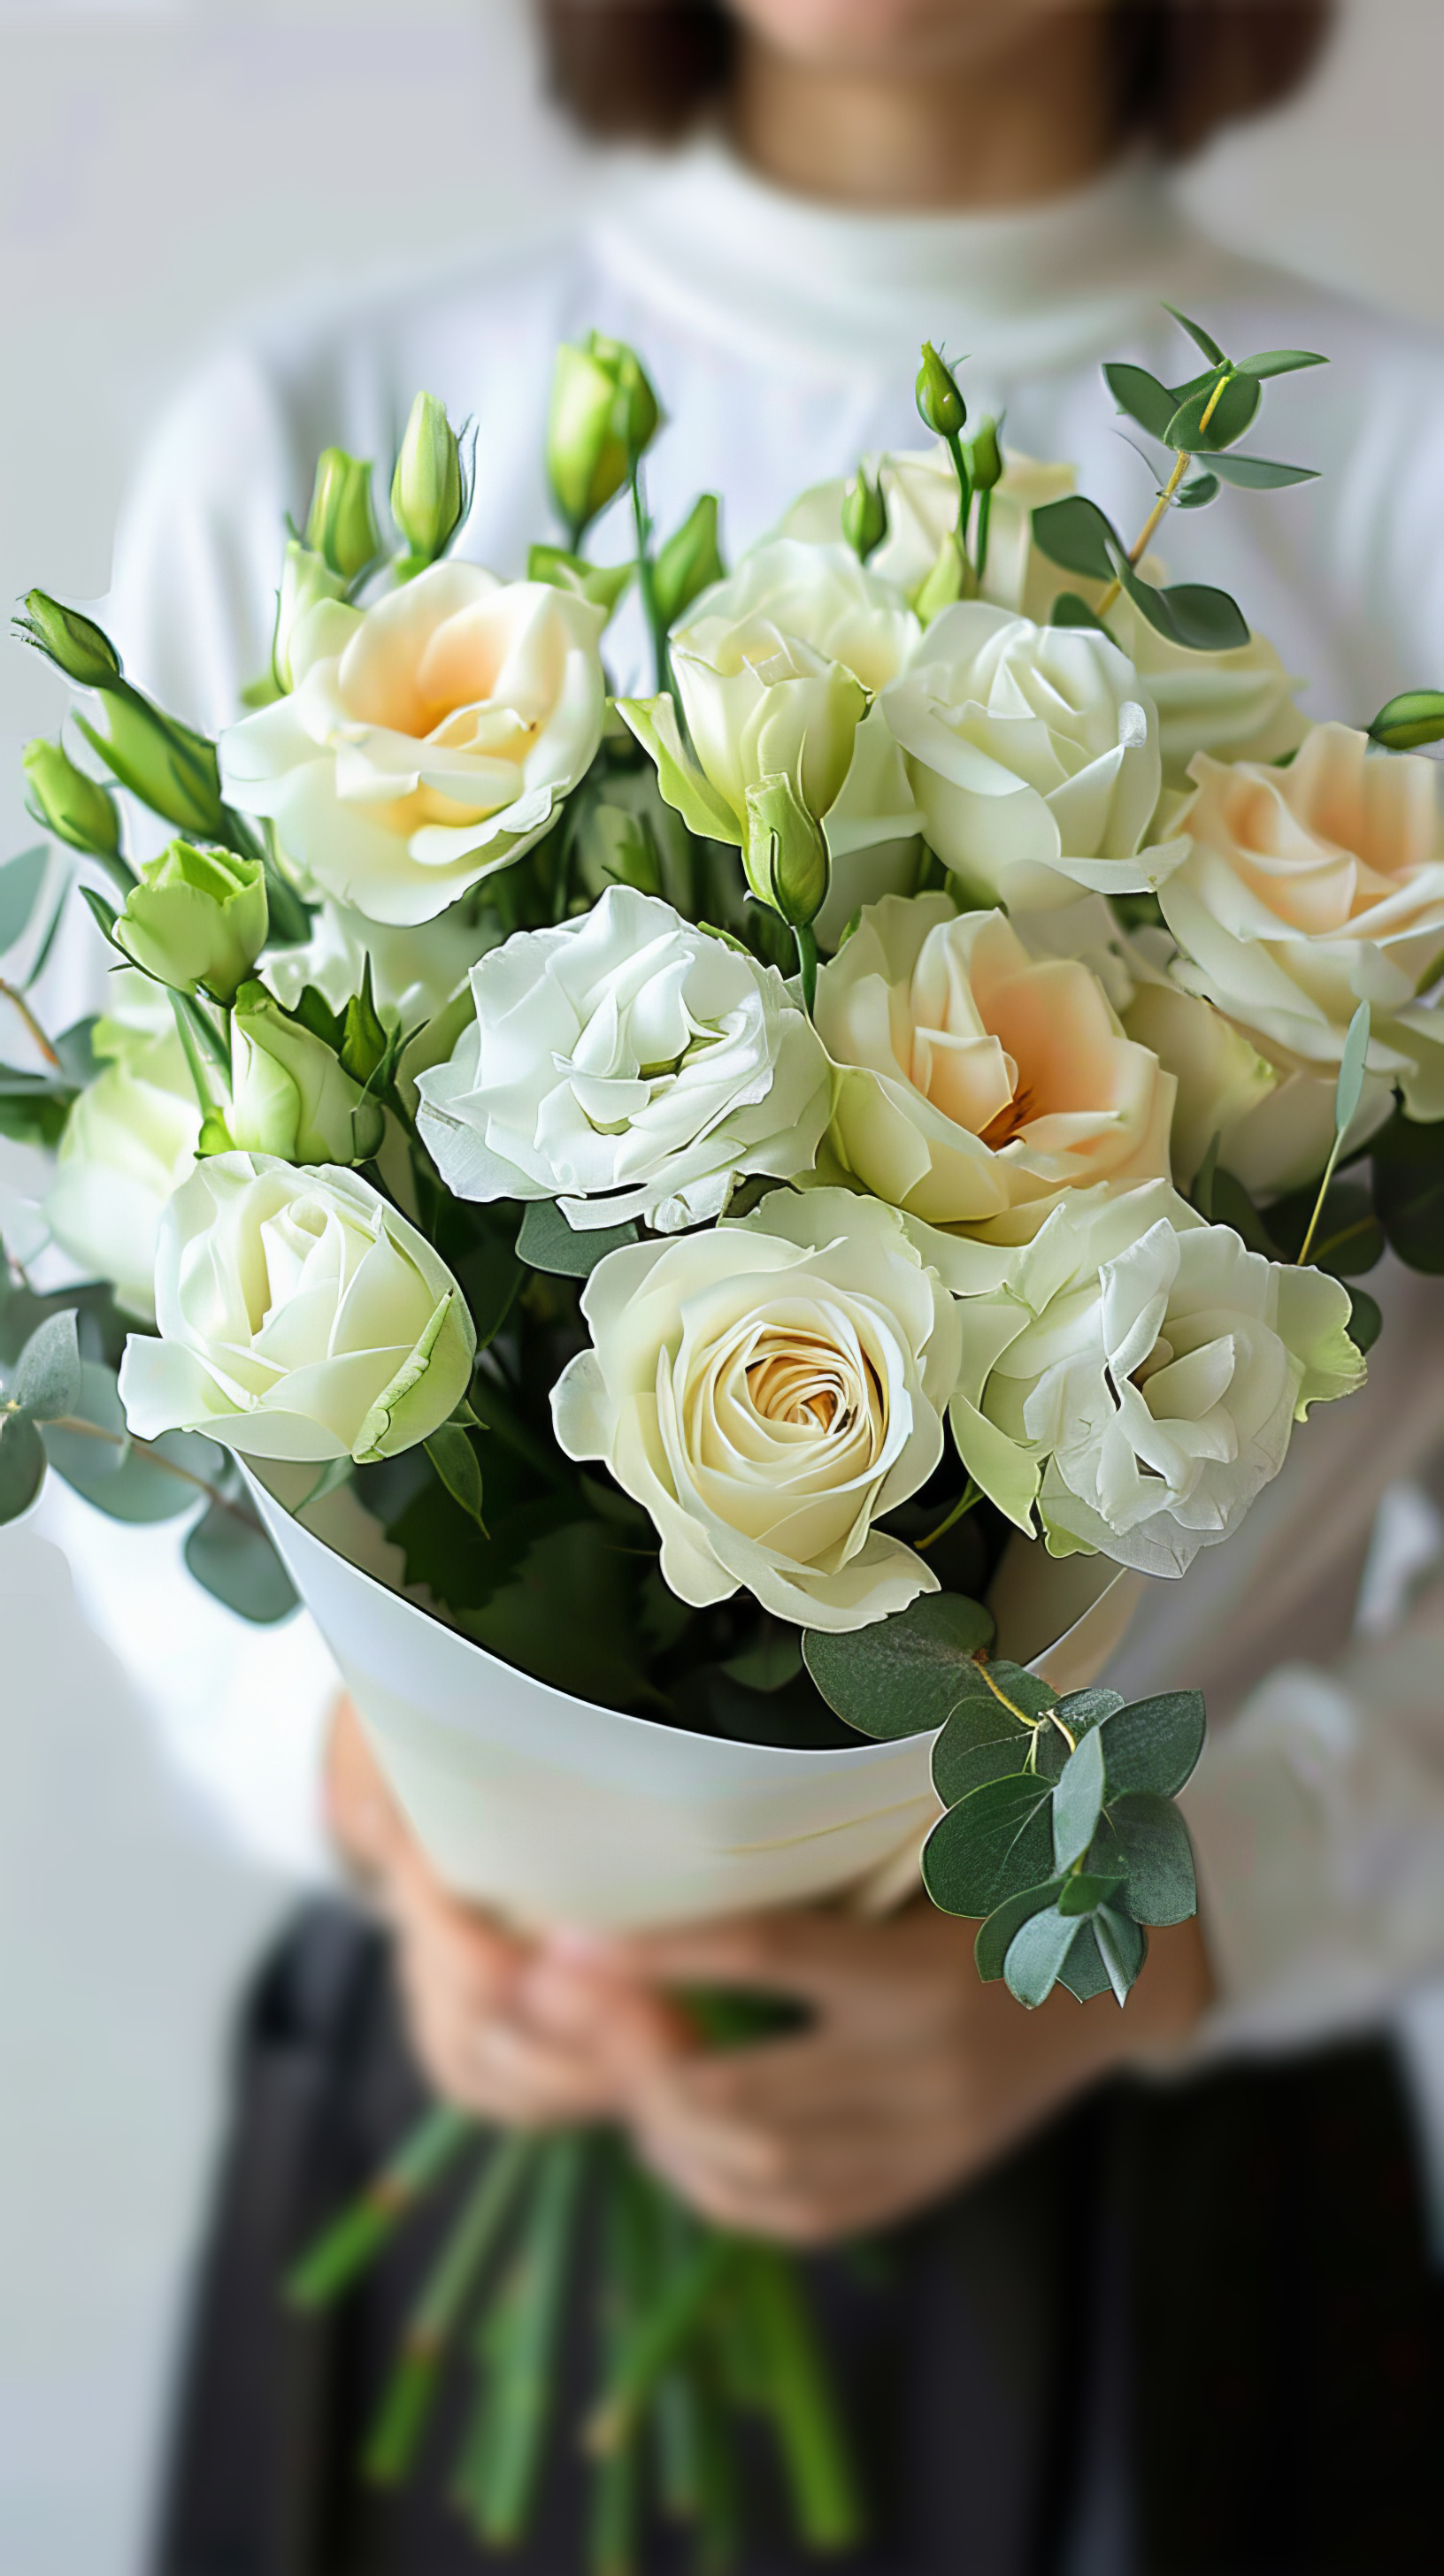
left=538, top=2, right=1334, bottom=159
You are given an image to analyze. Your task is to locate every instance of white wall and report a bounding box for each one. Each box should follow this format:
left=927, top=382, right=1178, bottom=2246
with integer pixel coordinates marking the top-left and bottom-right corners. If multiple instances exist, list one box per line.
left=0, top=5, right=1440, bottom=2572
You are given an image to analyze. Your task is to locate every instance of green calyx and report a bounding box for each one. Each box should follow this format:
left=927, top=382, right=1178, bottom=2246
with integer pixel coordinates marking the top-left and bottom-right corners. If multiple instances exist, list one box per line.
left=115, top=839, right=268, bottom=1002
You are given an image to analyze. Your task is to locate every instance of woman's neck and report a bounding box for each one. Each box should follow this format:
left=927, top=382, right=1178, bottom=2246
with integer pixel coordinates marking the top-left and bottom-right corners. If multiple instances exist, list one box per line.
left=728, top=16, right=1119, bottom=214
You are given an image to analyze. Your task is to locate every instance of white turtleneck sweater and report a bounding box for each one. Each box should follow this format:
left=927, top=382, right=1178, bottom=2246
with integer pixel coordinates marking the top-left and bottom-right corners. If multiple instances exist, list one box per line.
left=35, top=138, right=1444, bottom=2075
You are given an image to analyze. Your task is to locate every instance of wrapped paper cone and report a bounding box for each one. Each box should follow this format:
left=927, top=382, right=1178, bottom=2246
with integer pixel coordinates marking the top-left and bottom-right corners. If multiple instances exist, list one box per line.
left=246, top=1468, right=1141, bottom=1932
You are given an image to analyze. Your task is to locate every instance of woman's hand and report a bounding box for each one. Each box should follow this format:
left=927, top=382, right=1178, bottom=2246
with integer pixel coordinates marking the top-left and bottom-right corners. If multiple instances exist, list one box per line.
left=323, top=1698, right=685, bottom=2127
left=576, top=1903, right=1213, bottom=2247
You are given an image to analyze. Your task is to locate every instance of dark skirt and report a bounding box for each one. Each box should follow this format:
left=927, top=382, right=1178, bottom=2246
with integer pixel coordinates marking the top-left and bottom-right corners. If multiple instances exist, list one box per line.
left=153, top=1904, right=1442, bottom=2576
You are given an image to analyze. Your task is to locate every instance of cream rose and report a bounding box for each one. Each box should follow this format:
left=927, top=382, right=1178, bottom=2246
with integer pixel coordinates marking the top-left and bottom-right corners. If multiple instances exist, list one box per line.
left=947, top=1181, right=1364, bottom=1579
left=118, top=1154, right=475, bottom=1463
left=1161, top=723, right=1444, bottom=1119
left=879, top=601, right=1179, bottom=911
left=550, top=1188, right=963, bottom=1630
left=416, top=886, right=831, bottom=1231
left=219, top=564, right=607, bottom=927
left=816, top=893, right=1173, bottom=1238
left=45, top=984, right=201, bottom=1320
left=1106, top=599, right=1308, bottom=798
left=684, top=539, right=919, bottom=694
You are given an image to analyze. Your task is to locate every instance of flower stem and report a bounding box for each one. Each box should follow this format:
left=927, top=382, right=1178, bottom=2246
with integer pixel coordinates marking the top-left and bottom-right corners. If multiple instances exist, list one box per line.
left=0, top=978, right=60, bottom=1070
left=792, top=922, right=818, bottom=1019
left=1295, top=1130, right=1346, bottom=1268
left=945, top=429, right=973, bottom=573
left=630, top=461, right=671, bottom=698
left=917, top=1478, right=982, bottom=1551
left=1095, top=369, right=1231, bottom=617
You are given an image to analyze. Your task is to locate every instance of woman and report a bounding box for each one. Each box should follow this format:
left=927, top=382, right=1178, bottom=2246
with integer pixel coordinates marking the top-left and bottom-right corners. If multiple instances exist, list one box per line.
left=88, top=3, right=1444, bottom=2568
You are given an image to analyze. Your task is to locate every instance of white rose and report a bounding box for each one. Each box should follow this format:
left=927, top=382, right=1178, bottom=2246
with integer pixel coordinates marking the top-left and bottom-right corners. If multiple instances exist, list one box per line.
left=1106, top=598, right=1308, bottom=798
left=685, top=539, right=919, bottom=694
left=219, top=564, right=607, bottom=927
left=948, top=1180, right=1363, bottom=1579
left=816, top=893, right=1173, bottom=1238
left=44, top=982, right=201, bottom=1319
left=1161, top=723, right=1444, bottom=1119
left=1120, top=967, right=1362, bottom=1197
left=880, top=602, right=1179, bottom=911
left=779, top=445, right=1076, bottom=621
left=118, top=1154, right=475, bottom=1463
left=416, top=885, right=832, bottom=1232
left=550, top=1188, right=963, bottom=1630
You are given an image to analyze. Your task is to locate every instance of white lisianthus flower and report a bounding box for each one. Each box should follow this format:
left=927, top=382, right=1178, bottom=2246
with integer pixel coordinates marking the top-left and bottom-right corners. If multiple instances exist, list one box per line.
left=684, top=540, right=919, bottom=694
left=550, top=1188, right=962, bottom=1629
left=779, top=445, right=1076, bottom=622
left=816, top=893, right=1173, bottom=1238
left=879, top=602, right=1181, bottom=911
left=118, top=1154, right=475, bottom=1463
left=416, top=886, right=832, bottom=1232
left=45, top=983, right=201, bottom=1319
left=219, top=564, right=607, bottom=927
left=1161, top=724, right=1444, bottom=1120
left=947, top=1181, right=1364, bottom=1579
left=265, top=895, right=494, bottom=1030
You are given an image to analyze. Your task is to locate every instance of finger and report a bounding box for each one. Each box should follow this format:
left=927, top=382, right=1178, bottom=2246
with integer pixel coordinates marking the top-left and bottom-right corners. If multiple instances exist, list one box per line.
left=584, top=1908, right=896, bottom=2011
left=518, top=1953, right=690, bottom=2066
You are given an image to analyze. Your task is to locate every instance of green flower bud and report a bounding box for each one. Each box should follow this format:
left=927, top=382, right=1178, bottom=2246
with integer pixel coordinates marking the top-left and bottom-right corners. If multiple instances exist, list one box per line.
left=115, top=840, right=268, bottom=1003
left=305, top=447, right=380, bottom=580
left=18, top=591, right=122, bottom=689
left=652, top=493, right=724, bottom=629
left=227, top=981, right=386, bottom=1166
left=743, top=773, right=830, bottom=930
left=968, top=415, right=1004, bottom=494
left=74, top=697, right=226, bottom=840
left=390, top=391, right=465, bottom=566
left=271, top=540, right=348, bottom=692
left=914, top=531, right=968, bottom=625
left=547, top=334, right=661, bottom=540
left=841, top=466, right=887, bottom=564
left=22, top=738, right=121, bottom=859
left=915, top=341, right=967, bottom=440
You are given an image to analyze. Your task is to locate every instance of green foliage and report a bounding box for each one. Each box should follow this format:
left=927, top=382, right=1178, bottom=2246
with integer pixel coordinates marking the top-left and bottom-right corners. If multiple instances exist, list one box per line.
left=923, top=1773, right=1056, bottom=1918
left=1371, top=1106, right=1444, bottom=1273
left=652, top=494, right=725, bottom=628
left=801, top=1590, right=995, bottom=1740
left=11, top=1310, right=81, bottom=1420
left=1032, top=495, right=1117, bottom=585
left=1002, top=1904, right=1082, bottom=2008
left=1097, top=1690, right=1206, bottom=1797
left=0, top=1413, right=45, bottom=1520
left=1368, top=689, right=1444, bottom=753
left=1103, top=362, right=1177, bottom=441
left=516, top=1198, right=639, bottom=1279
left=1052, top=1724, right=1105, bottom=1870
left=425, top=1422, right=486, bottom=1530
left=0, top=845, right=49, bottom=955
left=185, top=1490, right=298, bottom=1622
left=1110, top=1792, right=1198, bottom=1927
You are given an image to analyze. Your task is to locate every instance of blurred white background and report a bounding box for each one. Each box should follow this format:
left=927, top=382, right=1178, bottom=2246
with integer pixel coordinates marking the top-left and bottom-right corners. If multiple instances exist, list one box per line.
left=1, top=4, right=1442, bottom=2569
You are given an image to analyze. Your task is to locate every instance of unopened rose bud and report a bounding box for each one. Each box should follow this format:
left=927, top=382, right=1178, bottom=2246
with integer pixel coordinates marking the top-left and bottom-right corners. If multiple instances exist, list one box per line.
left=23, top=738, right=121, bottom=859
left=841, top=466, right=887, bottom=564
left=227, top=980, right=386, bottom=1166
left=915, top=341, right=967, bottom=440
left=390, top=392, right=465, bottom=566
left=915, top=531, right=968, bottom=624
left=652, top=493, right=723, bottom=629
left=18, top=591, right=122, bottom=689
left=969, top=416, right=1003, bottom=494
left=305, top=447, right=380, bottom=580
left=744, top=773, right=830, bottom=930
left=75, top=695, right=227, bottom=840
left=115, top=840, right=268, bottom=1003
left=547, top=334, right=661, bottom=542
left=271, top=540, right=347, bottom=692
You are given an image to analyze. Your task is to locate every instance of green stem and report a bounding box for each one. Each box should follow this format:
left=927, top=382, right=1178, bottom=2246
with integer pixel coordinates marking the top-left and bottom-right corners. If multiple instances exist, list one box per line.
left=0, top=978, right=60, bottom=1069
left=974, top=486, right=993, bottom=586
left=1295, top=1129, right=1346, bottom=1268
left=46, top=1412, right=267, bottom=1532
left=587, top=2224, right=736, bottom=2456
left=175, top=986, right=232, bottom=1078
left=364, top=2134, right=534, bottom=2487
left=792, top=921, right=818, bottom=1020
left=916, top=1478, right=982, bottom=1552
left=169, top=990, right=218, bottom=1116
left=630, top=462, right=670, bottom=698
left=588, top=2150, right=648, bottom=2576
left=285, top=2104, right=472, bottom=2310
left=468, top=2131, right=587, bottom=2546
left=741, top=2246, right=867, bottom=2552
left=945, top=430, right=973, bottom=573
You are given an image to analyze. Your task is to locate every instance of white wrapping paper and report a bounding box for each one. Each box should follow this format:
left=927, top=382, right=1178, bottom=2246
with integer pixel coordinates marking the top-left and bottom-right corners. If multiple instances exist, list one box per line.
left=246, top=1468, right=1141, bottom=1930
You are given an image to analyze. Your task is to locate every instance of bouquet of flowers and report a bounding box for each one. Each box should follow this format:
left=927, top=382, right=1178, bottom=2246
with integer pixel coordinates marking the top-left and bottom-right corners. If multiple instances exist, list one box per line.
left=4, top=307, right=1441, bottom=2565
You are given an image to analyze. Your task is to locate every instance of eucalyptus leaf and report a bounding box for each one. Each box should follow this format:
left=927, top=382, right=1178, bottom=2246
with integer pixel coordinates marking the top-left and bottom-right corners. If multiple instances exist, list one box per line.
left=1165, top=372, right=1261, bottom=454
left=53, top=1020, right=99, bottom=1088
left=921, top=1773, right=1056, bottom=1919
left=515, top=1199, right=639, bottom=1279
left=1094, top=1904, right=1146, bottom=2005
left=1058, top=1924, right=1113, bottom=2003
left=1058, top=1687, right=1125, bottom=1734
left=1052, top=1724, right=1106, bottom=1872
left=0, top=846, right=48, bottom=956
left=1347, top=1285, right=1383, bottom=1355
left=932, top=1713, right=1030, bottom=1804
left=1048, top=593, right=1110, bottom=632
left=1098, top=1690, right=1206, bottom=1798
left=80, top=884, right=120, bottom=947
left=185, top=1497, right=298, bottom=1623
left=1236, top=348, right=1328, bottom=380
left=802, top=1591, right=994, bottom=1740
left=1367, top=689, right=1444, bottom=754
left=1031, top=495, right=1120, bottom=585
left=12, top=1309, right=81, bottom=1422
left=1263, top=1178, right=1382, bottom=1276
left=1164, top=304, right=1227, bottom=366
left=1205, top=453, right=1318, bottom=491
left=425, top=1423, right=486, bottom=1529
left=974, top=1881, right=1063, bottom=1982
left=1106, top=545, right=1249, bottom=652
left=1174, top=472, right=1221, bottom=510
left=1372, top=1108, right=1444, bottom=1273
left=0, top=1413, right=46, bottom=1521
left=1102, top=363, right=1178, bottom=441
left=1057, top=1868, right=1128, bottom=1918
left=1334, top=1000, right=1371, bottom=1136
left=1110, top=1793, right=1197, bottom=1926
left=1003, top=1905, right=1079, bottom=2010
